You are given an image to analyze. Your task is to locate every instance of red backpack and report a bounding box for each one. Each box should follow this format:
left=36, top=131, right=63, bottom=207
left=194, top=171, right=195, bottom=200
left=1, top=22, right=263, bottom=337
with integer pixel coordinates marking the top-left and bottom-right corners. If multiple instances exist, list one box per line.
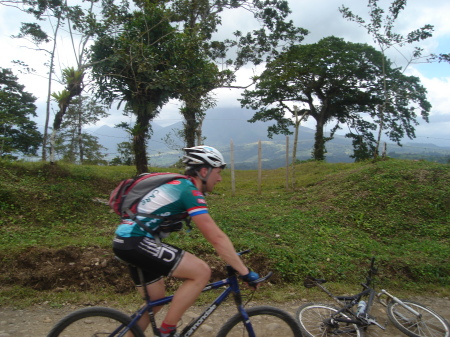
left=109, top=172, right=191, bottom=241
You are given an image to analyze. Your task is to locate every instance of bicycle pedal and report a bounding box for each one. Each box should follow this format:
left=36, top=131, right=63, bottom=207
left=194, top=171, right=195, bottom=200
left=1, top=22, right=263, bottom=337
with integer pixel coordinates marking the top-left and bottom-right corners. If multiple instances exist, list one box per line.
left=365, top=316, right=386, bottom=330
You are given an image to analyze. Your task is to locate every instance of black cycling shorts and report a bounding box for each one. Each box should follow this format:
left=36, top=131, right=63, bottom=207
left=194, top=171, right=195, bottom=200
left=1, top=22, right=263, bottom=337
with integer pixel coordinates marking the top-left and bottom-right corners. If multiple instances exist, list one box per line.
left=113, top=236, right=185, bottom=286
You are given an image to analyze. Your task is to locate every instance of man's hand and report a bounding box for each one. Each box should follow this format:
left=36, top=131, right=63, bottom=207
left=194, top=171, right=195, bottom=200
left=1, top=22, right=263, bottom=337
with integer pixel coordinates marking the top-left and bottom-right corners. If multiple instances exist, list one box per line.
left=240, top=270, right=261, bottom=289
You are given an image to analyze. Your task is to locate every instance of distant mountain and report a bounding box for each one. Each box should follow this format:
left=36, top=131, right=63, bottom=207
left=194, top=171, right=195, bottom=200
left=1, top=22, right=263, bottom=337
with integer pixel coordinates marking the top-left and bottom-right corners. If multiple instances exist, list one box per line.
left=88, top=107, right=450, bottom=168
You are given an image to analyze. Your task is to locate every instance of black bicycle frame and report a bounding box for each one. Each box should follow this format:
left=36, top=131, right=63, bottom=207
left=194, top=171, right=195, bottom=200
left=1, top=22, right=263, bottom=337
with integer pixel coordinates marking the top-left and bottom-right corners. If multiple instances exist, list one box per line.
left=331, top=281, right=376, bottom=326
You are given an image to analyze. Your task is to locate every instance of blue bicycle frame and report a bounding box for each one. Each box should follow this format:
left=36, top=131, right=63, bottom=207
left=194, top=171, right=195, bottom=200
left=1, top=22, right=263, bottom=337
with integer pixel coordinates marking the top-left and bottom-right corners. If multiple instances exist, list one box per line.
left=118, top=264, right=262, bottom=337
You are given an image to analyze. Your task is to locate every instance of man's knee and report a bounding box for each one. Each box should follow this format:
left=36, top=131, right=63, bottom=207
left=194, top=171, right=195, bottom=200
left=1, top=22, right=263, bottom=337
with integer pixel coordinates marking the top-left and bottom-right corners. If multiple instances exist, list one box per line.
left=196, top=260, right=211, bottom=282
left=173, top=253, right=211, bottom=283
left=190, top=259, right=211, bottom=283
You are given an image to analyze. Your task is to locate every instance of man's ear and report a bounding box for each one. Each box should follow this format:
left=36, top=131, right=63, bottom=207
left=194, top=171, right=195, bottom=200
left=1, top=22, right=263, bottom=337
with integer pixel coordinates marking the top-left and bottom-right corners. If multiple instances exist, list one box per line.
left=197, top=166, right=208, bottom=178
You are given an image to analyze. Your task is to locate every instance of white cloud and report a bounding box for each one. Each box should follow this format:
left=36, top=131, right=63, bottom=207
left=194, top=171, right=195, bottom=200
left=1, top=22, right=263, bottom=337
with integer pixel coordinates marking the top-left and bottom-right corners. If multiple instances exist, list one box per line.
left=420, top=77, right=450, bottom=117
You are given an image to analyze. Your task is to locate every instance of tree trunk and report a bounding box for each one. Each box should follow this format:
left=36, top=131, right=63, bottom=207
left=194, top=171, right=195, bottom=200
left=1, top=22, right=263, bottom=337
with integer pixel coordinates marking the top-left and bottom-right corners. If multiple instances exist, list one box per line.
left=133, top=107, right=153, bottom=174
left=313, top=119, right=326, bottom=161
left=183, top=104, right=198, bottom=148
left=49, top=103, right=69, bottom=164
left=77, top=107, right=83, bottom=163
left=133, top=132, right=148, bottom=174
left=49, top=129, right=57, bottom=164
left=291, top=109, right=300, bottom=188
left=196, top=118, right=204, bottom=146
left=374, top=53, right=388, bottom=160
left=291, top=106, right=308, bottom=186
left=42, top=14, right=62, bottom=161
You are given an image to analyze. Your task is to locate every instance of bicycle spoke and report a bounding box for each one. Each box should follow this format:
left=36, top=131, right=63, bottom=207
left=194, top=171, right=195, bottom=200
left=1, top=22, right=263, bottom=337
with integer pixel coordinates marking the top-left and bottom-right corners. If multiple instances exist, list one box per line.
left=388, top=300, right=449, bottom=337
left=297, top=303, right=363, bottom=337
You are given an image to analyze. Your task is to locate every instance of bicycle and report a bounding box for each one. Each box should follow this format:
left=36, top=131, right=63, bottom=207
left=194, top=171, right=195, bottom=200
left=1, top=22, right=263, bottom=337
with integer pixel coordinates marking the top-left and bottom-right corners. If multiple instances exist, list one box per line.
left=296, top=257, right=449, bottom=337
left=46, top=250, right=302, bottom=337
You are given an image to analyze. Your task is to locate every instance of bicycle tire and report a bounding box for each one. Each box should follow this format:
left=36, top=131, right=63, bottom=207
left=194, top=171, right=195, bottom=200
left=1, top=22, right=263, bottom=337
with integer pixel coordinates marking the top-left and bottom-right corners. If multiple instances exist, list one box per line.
left=216, top=305, right=302, bottom=337
left=387, top=299, right=450, bottom=337
left=46, top=306, right=146, bottom=337
left=296, top=303, right=364, bottom=337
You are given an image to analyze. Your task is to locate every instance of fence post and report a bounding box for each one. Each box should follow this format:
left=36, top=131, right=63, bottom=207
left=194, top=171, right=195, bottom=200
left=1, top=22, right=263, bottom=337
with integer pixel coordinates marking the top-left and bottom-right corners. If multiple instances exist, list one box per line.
left=286, top=136, right=289, bottom=191
left=258, top=140, right=262, bottom=194
left=382, top=142, right=387, bottom=158
left=230, top=139, right=235, bottom=196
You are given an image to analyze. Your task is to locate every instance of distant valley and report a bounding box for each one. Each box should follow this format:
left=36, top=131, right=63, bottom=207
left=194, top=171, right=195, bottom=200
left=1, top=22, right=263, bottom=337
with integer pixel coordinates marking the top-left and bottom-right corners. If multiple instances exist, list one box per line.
left=88, top=108, right=450, bottom=169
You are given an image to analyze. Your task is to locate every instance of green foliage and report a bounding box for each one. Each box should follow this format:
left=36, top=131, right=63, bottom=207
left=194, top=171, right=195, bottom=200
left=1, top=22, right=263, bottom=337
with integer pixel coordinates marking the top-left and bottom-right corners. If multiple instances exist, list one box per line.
left=52, top=96, right=109, bottom=164
left=0, top=67, right=42, bottom=158
left=90, top=3, right=187, bottom=172
left=53, top=131, right=107, bottom=164
left=110, top=141, right=135, bottom=166
left=241, top=36, right=431, bottom=162
left=339, top=0, right=434, bottom=159
left=0, top=159, right=448, bottom=292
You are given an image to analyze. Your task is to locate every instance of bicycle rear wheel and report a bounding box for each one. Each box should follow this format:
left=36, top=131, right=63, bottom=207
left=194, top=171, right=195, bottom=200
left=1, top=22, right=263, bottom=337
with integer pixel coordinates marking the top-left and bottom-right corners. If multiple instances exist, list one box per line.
left=46, top=306, right=146, bottom=337
left=387, top=300, right=450, bottom=337
left=296, top=303, right=364, bottom=337
left=216, top=306, right=302, bottom=337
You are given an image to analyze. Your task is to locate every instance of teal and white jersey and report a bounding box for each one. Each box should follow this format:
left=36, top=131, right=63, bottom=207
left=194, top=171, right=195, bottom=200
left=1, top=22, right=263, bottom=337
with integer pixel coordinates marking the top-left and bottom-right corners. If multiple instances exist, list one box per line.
left=115, top=178, right=207, bottom=238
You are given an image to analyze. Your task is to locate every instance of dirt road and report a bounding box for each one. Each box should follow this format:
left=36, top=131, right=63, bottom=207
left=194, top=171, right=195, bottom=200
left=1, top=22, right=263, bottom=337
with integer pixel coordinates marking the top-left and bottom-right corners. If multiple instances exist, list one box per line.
left=1, top=296, right=449, bottom=337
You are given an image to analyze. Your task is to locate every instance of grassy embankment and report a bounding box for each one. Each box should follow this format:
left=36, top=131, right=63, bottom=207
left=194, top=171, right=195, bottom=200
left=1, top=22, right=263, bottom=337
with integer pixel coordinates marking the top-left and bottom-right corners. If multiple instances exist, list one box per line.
left=0, top=158, right=449, bottom=307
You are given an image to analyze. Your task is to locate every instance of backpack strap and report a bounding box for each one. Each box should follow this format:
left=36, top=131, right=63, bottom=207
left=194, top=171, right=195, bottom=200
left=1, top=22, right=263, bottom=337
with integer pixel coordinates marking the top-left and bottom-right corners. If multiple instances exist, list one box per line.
left=124, top=208, right=163, bottom=245
left=124, top=208, right=192, bottom=245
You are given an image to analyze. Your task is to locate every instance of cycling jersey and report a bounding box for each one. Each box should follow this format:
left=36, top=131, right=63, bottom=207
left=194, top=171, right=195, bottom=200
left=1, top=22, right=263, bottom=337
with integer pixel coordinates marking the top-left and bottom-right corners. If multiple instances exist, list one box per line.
left=115, top=178, right=207, bottom=238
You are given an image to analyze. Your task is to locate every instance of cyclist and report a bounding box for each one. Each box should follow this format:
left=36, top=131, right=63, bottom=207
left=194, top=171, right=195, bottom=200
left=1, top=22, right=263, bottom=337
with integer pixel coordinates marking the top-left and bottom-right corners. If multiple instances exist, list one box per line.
left=112, top=145, right=260, bottom=337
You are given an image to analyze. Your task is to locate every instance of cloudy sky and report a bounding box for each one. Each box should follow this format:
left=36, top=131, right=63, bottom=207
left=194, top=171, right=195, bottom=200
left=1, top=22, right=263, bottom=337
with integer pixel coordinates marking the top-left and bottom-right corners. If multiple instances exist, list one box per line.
left=1, top=0, right=449, bottom=146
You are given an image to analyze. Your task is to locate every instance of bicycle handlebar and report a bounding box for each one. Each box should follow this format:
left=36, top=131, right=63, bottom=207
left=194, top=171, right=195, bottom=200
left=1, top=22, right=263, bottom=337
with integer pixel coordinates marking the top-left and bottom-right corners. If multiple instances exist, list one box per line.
left=250, top=271, right=273, bottom=285
left=237, top=249, right=251, bottom=256
left=235, top=249, right=273, bottom=285
left=366, top=257, right=377, bottom=285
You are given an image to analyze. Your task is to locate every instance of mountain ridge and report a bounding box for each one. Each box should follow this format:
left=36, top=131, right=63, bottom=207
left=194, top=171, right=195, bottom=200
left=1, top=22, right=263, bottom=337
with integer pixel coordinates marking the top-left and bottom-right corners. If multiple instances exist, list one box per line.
left=88, top=107, right=450, bottom=168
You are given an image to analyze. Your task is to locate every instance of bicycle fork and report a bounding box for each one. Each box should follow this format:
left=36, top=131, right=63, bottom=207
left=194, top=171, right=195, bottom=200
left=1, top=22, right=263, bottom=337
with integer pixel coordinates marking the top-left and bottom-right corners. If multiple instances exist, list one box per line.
left=377, top=289, right=422, bottom=318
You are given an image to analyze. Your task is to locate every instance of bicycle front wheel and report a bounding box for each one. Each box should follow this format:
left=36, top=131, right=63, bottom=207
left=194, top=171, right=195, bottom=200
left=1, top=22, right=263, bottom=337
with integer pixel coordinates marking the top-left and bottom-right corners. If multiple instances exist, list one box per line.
left=46, top=306, right=146, bottom=337
left=216, top=305, right=302, bottom=337
left=387, top=300, right=450, bottom=337
left=296, top=303, right=364, bottom=337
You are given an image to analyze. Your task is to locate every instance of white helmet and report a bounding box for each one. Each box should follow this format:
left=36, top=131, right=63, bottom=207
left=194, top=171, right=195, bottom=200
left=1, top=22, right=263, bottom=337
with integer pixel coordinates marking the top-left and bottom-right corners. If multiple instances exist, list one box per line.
left=183, top=146, right=226, bottom=169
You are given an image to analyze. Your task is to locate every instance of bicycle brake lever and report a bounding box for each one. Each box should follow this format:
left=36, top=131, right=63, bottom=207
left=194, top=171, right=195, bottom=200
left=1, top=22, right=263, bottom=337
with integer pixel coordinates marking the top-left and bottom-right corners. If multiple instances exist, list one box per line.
left=249, top=272, right=273, bottom=286
left=304, top=275, right=327, bottom=288
left=237, top=249, right=251, bottom=256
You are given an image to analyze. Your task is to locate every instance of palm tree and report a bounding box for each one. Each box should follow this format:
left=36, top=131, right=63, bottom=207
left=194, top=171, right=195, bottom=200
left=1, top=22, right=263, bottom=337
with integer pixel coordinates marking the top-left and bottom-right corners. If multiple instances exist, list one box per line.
left=49, top=67, right=84, bottom=163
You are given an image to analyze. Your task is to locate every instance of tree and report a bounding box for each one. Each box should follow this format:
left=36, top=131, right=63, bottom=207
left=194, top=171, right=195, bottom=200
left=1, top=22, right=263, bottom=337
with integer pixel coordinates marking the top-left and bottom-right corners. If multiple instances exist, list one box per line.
left=90, top=2, right=187, bottom=173
left=110, top=141, right=134, bottom=166
left=50, top=67, right=85, bottom=163
left=11, top=0, right=100, bottom=161
left=340, top=0, right=434, bottom=159
left=240, top=36, right=431, bottom=161
left=0, top=68, right=42, bottom=158
left=53, top=130, right=107, bottom=165
left=54, top=95, right=109, bottom=163
left=171, top=33, right=220, bottom=148
left=12, top=0, right=66, bottom=161
left=433, top=53, right=450, bottom=63
left=168, top=0, right=308, bottom=148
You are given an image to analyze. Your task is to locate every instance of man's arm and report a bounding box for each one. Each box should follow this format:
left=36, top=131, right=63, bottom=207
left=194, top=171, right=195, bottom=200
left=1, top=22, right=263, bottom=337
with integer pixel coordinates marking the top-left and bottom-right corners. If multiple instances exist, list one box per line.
left=192, top=213, right=249, bottom=276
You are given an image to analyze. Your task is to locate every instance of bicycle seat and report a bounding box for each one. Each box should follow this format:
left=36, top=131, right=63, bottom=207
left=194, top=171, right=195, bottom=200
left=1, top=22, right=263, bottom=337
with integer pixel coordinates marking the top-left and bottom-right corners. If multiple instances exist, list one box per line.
left=304, top=275, right=327, bottom=288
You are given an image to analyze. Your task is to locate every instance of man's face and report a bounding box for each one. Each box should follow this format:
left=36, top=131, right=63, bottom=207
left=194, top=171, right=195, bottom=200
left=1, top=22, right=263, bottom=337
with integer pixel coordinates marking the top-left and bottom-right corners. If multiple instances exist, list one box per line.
left=204, top=167, right=223, bottom=192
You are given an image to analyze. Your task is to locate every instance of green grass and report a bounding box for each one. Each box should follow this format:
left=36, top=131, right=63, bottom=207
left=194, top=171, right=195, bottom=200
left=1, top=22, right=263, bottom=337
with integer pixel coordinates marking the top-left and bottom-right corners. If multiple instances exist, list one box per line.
left=0, top=158, right=449, bottom=306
